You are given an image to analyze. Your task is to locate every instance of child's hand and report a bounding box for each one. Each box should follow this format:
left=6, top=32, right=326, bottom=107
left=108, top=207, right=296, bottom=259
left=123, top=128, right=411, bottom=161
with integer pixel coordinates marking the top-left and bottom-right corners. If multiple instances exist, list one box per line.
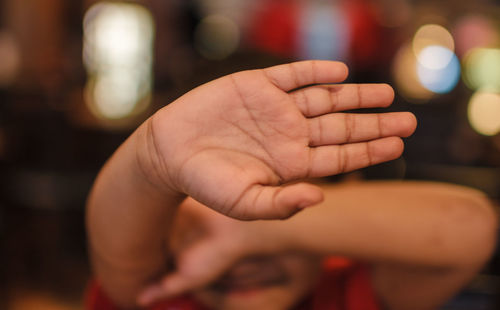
left=137, top=198, right=275, bottom=305
left=143, top=61, right=416, bottom=219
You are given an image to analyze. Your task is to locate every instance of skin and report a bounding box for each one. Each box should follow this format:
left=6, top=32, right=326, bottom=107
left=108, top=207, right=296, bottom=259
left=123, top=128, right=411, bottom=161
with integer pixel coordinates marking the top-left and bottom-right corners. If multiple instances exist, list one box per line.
left=142, top=60, right=416, bottom=219
left=192, top=254, right=322, bottom=310
left=166, top=199, right=323, bottom=310
left=141, top=183, right=497, bottom=310
left=87, top=60, right=431, bottom=308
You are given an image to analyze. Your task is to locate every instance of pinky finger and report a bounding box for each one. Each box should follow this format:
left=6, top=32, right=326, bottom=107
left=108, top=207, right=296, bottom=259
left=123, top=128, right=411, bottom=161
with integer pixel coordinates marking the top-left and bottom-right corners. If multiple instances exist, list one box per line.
left=307, top=137, right=405, bottom=177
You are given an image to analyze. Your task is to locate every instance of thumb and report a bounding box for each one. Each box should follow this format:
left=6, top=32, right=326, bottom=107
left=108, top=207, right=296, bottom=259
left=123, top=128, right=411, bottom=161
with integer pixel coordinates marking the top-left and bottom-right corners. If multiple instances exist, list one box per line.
left=234, top=182, right=324, bottom=220
left=137, top=240, right=237, bottom=306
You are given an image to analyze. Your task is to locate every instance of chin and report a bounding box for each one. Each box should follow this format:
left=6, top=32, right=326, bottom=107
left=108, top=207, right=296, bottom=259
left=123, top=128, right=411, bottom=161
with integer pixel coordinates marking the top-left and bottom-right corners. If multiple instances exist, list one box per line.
left=194, top=285, right=308, bottom=310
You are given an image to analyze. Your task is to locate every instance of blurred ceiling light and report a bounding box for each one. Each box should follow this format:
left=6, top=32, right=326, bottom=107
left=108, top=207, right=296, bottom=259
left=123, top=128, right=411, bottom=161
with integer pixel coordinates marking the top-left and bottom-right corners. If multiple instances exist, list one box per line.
left=0, top=31, right=21, bottom=87
left=416, top=45, right=461, bottom=94
left=392, top=42, right=434, bottom=102
left=194, top=14, right=240, bottom=60
left=467, top=91, right=500, bottom=136
left=90, top=71, right=143, bottom=119
left=298, top=2, right=349, bottom=61
left=195, top=0, right=251, bottom=27
left=453, top=15, right=499, bottom=57
left=463, top=48, right=500, bottom=92
left=83, top=2, right=154, bottom=121
left=413, top=24, right=455, bottom=67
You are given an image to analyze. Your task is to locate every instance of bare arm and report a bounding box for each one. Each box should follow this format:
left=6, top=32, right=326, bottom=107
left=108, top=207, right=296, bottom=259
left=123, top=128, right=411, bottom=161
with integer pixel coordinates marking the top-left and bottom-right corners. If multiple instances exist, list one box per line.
left=86, top=60, right=416, bottom=308
left=86, top=122, right=184, bottom=307
left=280, top=181, right=496, bottom=267
left=146, top=181, right=497, bottom=310
left=266, top=181, right=498, bottom=310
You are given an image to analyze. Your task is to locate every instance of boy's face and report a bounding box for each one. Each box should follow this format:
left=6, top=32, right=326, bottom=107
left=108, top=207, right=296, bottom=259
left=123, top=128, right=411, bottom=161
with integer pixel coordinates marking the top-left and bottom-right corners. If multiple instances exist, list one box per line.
left=193, top=253, right=321, bottom=310
left=169, top=201, right=322, bottom=310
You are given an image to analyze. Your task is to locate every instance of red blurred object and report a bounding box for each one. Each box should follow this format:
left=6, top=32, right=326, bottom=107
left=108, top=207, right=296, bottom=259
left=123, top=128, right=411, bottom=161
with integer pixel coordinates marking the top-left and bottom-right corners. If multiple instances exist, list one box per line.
left=344, top=0, right=384, bottom=68
left=248, top=0, right=300, bottom=58
left=246, top=0, right=386, bottom=69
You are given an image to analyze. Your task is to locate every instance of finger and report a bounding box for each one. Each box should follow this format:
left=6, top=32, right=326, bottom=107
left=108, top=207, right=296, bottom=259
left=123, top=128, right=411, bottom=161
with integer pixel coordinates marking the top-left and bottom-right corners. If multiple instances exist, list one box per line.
left=137, top=284, right=166, bottom=307
left=308, top=112, right=417, bottom=146
left=137, top=272, right=192, bottom=306
left=292, top=83, right=395, bottom=117
left=307, top=137, right=405, bottom=177
left=138, top=240, right=235, bottom=306
left=232, top=183, right=324, bottom=220
left=137, top=266, right=214, bottom=306
left=262, top=60, right=348, bottom=92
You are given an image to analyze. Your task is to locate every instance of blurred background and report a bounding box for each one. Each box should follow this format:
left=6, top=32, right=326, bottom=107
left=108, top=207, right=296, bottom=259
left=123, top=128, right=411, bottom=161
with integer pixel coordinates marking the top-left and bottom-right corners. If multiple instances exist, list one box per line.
left=0, top=0, right=498, bottom=309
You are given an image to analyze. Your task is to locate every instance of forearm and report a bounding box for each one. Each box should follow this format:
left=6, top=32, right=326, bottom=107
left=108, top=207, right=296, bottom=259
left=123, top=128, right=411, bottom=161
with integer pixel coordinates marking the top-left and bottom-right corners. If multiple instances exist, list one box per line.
left=86, top=119, right=185, bottom=307
left=257, top=181, right=497, bottom=309
left=268, top=181, right=497, bottom=268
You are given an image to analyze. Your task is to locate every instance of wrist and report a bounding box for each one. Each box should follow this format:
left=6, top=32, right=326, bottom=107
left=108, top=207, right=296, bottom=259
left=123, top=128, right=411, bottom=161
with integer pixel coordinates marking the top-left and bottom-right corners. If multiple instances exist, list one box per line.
left=133, top=117, right=183, bottom=199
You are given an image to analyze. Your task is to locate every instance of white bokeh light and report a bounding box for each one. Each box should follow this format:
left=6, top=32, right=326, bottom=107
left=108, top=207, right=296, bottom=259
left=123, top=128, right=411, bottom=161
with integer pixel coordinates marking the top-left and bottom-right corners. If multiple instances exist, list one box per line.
left=417, top=45, right=454, bottom=70
left=83, top=2, right=154, bottom=121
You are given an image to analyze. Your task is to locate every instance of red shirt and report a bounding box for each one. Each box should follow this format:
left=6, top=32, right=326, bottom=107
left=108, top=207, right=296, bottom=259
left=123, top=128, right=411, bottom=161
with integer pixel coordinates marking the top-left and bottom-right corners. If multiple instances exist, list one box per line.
left=86, top=258, right=380, bottom=310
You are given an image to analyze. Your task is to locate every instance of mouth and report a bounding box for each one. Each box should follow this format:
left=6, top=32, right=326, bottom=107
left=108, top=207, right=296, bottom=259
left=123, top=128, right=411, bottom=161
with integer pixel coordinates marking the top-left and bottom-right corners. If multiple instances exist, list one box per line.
left=208, top=256, right=290, bottom=294
left=210, top=272, right=289, bottom=293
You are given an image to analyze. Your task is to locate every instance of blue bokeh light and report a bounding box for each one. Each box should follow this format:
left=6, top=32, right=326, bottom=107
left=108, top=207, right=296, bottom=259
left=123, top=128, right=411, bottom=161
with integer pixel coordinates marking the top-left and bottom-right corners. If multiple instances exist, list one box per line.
left=298, top=2, right=350, bottom=61
left=416, top=46, right=461, bottom=94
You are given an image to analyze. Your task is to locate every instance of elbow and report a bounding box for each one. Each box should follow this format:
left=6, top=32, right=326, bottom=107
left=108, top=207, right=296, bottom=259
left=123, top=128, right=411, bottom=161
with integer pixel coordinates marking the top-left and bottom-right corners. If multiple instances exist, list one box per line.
left=473, top=199, right=498, bottom=268
left=444, top=193, right=498, bottom=270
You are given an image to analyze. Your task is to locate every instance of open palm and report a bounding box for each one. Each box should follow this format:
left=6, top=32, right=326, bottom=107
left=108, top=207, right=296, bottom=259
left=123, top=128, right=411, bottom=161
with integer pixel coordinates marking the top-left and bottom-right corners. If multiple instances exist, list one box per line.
left=150, top=61, right=416, bottom=219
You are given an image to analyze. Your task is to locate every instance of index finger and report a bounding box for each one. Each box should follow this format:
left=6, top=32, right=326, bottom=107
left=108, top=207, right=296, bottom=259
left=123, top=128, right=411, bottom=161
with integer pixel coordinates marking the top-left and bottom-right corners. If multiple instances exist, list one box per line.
left=262, top=60, right=349, bottom=92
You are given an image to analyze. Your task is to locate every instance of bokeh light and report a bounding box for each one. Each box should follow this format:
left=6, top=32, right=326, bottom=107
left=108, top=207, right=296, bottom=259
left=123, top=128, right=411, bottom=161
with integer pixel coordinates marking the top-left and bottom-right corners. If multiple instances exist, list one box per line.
left=298, top=2, right=350, bottom=61
left=453, top=15, right=499, bottom=57
left=195, top=0, right=252, bottom=27
left=416, top=45, right=461, bottom=94
left=83, top=2, right=154, bottom=121
left=413, top=24, right=455, bottom=61
left=0, top=31, right=21, bottom=87
left=392, top=42, right=434, bottom=102
left=393, top=23, right=462, bottom=100
left=409, top=24, right=461, bottom=95
left=463, top=48, right=500, bottom=92
left=194, top=15, right=240, bottom=60
left=468, top=91, right=500, bottom=136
